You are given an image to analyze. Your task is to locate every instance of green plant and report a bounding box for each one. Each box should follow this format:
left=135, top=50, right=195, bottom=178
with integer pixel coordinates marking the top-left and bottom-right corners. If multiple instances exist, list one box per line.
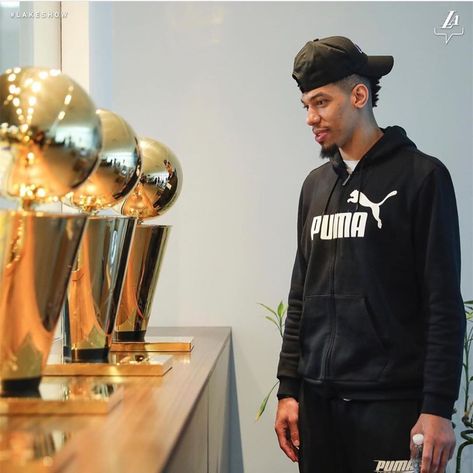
left=255, top=301, right=287, bottom=421
left=455, top=300, right=473, bottom=472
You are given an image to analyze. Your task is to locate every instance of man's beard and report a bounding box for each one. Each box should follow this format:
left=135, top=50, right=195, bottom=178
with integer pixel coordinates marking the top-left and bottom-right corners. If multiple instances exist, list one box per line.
left=319, top=143, right=339, bottom=160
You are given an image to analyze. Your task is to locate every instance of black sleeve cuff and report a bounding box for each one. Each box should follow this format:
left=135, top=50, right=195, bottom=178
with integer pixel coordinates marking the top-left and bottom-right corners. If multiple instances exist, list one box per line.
left=277, top=377, right=301, bottom=401
left=421, top=394, right=456, bottom=420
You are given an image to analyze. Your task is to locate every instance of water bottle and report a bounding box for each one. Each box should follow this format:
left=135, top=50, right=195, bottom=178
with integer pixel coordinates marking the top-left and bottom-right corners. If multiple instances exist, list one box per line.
left=411, top=433, right=424, bottom=473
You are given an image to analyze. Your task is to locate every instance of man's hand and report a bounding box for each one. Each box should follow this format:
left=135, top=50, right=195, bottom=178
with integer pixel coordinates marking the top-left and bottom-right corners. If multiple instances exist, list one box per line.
left=410, top=413, right=456, bottom=473
left=275, top=397, right=300, bottom=462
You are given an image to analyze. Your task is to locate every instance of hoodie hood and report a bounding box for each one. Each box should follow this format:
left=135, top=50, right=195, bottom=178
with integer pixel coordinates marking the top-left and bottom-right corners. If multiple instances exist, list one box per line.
left=330, top=126, right=417, bottom=180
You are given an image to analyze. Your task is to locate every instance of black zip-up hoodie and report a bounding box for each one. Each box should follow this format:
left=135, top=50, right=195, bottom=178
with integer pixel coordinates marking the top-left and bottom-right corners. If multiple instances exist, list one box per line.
left=277, top=126, right=465, bottom=419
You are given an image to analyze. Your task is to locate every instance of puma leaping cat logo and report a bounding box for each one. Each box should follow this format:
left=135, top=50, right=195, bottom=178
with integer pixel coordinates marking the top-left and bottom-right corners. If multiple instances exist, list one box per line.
left=347, top=190, right=398, bottom=229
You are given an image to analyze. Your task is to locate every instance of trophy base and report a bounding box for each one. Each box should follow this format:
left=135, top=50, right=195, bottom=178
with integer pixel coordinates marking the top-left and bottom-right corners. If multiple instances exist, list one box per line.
left=44, top=353, right=173, bottom=376
left=63, top=347, right=109, bottom=363
left=1, top=377, right=41, bottom=398
left=114, top=330, right=147, bottom=342
left=111, top=336, right=194, bottom=352
left=0, top=378, right=123, bottom=415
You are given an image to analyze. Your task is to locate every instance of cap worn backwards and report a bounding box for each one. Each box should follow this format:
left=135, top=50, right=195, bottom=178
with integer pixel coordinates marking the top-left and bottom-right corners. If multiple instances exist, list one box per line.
left=292, top=36, right=394, bottom=93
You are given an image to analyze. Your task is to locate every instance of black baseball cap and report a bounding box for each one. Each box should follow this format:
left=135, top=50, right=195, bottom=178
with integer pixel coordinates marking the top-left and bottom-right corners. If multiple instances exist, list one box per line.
left=293, top=36, right=394, bottom=93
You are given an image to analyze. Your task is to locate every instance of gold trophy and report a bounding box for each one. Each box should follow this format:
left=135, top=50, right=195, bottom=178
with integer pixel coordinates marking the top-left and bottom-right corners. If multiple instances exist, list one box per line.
left=112, top=137, right=189, bottom=351
left=0, top=67, right=100, bottom=209
left=0, top=67, right=101, bottom=395
left=62, top=109, right=141, bottom=363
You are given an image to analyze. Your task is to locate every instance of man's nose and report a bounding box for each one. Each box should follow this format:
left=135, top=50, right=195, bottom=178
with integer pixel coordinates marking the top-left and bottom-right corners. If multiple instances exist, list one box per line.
left=306, top=109, right=320, bottom=126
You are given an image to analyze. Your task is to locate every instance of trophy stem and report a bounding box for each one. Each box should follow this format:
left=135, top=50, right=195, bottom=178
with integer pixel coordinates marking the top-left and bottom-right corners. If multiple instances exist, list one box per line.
left=114, top=331, right=147, bottom=343
left=1, top=377, right=41, bottom=398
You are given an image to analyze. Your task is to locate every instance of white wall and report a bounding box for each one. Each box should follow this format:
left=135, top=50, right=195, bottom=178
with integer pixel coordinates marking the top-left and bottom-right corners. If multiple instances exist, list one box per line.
left=86, top=2, right=473, bottom=472
left=0, top=0, right=61, bottom=212
left=0, top=2, right=20, bottom=73
left=18, top=1, right=61, bottom=69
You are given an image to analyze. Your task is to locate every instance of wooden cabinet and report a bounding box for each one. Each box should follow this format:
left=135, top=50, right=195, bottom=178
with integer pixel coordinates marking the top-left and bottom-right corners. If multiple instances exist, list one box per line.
left=164, top=334, right=230, bottom=473
left=2, top=327, right=231, bottom=473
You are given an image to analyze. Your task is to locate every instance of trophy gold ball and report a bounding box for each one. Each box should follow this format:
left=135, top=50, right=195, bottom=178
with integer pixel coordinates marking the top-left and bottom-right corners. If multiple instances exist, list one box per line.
left=119, top=137, right=182, bottom=219
left=0, top=67, right=101, bottom=209
left=65, top=109, right=142, bottom=213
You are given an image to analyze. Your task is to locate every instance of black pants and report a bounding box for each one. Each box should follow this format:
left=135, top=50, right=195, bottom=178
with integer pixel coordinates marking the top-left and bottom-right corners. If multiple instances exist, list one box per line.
left=298, top=382, right=422, bottom=473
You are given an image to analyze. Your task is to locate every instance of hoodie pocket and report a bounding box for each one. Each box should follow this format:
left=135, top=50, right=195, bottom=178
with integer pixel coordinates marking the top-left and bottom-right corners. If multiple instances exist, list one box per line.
left=299, top=295, right=332, bottom=379
left=330, top=295, right=389, bottom=382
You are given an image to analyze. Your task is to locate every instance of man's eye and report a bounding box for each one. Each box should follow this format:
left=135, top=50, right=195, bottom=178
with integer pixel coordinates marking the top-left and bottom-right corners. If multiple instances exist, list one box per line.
left=316, top=100, right=327, bottom=106
left=302, top=105, right=308, bottom=111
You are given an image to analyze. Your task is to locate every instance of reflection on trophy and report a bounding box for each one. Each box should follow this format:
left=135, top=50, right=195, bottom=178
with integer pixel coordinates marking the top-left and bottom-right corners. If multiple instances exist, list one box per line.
left=0, top=67, right=101, bottom=209
left=113, top=224, right=170, bottom=341
left=63, top=216, right=136, bottom=361
left=0, top=212, right=87, bottom=395
left=0, top=67, right=101, bottom=395
left=119, top=138, right=182, bottom=219
left=62, top=110, right=141, bottom=362
left=64, top=109, right=141, bottom=213
left=114, top=138, right=183, bottom=345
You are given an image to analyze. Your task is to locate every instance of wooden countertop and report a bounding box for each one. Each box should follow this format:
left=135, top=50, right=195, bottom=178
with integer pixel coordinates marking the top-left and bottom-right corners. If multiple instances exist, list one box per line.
left=2, top=326, right=231, bottom=473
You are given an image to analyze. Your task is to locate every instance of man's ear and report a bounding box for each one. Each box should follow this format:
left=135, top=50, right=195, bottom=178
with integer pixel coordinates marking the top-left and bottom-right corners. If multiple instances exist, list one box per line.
left=351, top=83, right=370, bottom=109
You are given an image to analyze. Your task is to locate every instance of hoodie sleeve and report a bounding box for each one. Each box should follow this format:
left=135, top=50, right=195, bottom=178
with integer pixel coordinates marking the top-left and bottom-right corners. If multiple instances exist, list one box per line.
left=413, top=164, right=465, bottom=419
left=276, top=188, right=307, bottom=400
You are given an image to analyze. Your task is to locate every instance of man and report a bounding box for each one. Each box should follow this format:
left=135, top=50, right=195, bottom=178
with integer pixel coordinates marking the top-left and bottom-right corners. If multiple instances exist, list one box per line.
left=153, top=159, right=178, bottom=210
left=275, top=36, right=465, bottom=473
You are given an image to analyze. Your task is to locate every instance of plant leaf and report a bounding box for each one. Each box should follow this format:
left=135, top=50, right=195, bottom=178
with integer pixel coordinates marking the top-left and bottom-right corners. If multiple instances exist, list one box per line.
left=255, top=394, right=270, bottom=421
left=277, top=301, right=285, bottom=318
left=255, top=381, right=279, bottom=421
left=258, top=303, right=278, bottom=317
left=265, top=315, right=281, bottom=332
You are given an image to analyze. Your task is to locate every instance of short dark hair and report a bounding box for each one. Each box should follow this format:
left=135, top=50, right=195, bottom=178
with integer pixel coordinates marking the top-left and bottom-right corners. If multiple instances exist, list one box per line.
left=334, top=74, right=381, bottom=108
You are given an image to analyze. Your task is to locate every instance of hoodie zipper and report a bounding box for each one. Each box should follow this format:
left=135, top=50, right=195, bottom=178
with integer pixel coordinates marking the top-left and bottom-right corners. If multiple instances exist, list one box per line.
left=322, top=165, right=361, bottom=380
left=322, top=192, right=341, bottom=380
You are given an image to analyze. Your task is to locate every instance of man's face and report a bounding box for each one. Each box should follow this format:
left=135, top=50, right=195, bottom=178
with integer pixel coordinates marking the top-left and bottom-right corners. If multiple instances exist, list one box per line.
left=301, top=82, right=357, bottom=159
